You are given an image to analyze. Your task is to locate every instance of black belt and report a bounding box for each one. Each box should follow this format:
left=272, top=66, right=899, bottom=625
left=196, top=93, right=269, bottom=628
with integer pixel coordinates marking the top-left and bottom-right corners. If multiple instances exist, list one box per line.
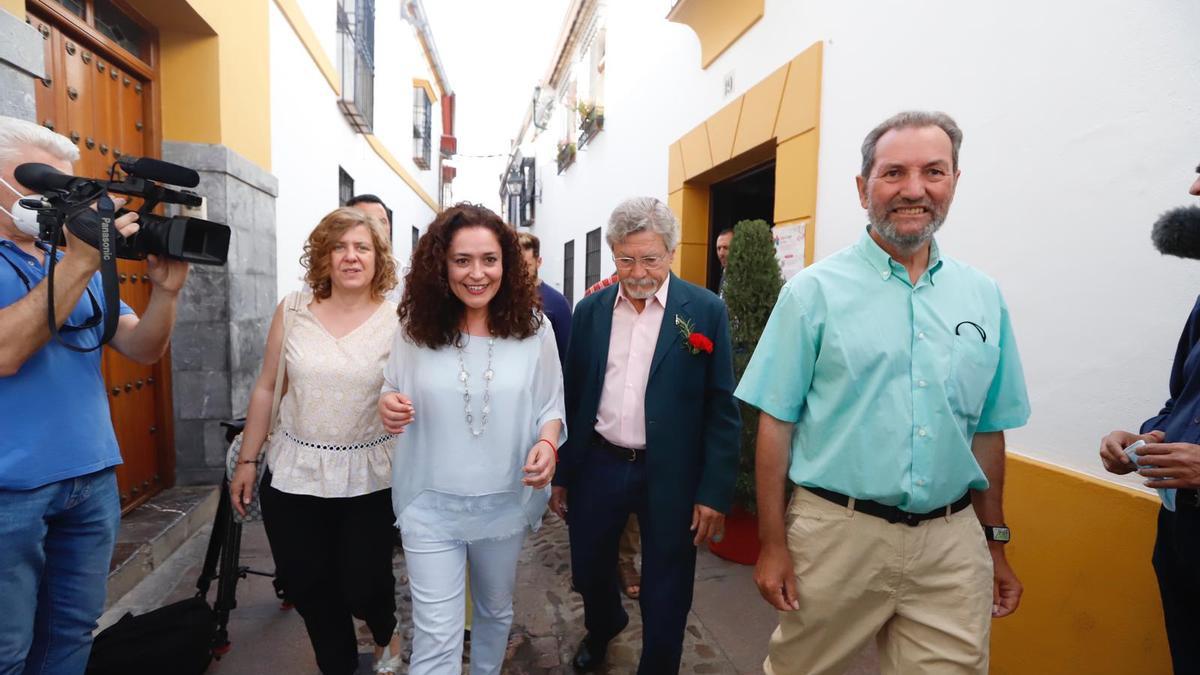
left=807, top=486, right=972, bottom=527
left=592, top=432, right=645, bottom=462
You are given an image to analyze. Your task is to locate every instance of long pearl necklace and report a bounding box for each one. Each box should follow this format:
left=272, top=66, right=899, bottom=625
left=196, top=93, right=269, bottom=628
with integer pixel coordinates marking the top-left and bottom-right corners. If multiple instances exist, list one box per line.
left=456, top=333, right=495, bottom=437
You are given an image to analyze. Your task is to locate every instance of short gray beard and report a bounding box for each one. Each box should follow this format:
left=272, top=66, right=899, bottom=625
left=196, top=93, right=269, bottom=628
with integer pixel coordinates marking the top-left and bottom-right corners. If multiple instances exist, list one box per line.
left=869, top=217, right=944, bottom=253
left=622, top=278, right=659, bottom=300
left=867, top=196, right=948, bottom=253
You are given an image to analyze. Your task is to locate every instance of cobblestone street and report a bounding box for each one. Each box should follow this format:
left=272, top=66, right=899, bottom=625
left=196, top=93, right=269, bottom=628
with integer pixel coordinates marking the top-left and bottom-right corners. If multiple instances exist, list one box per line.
left=103, top=510, right=879, bottom=674
left=500, top=517, right=744, bottom=674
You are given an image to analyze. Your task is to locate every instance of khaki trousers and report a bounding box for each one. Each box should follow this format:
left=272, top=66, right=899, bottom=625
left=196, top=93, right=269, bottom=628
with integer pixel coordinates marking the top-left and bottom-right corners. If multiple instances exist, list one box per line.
left=764, top=488, right=993, bottom=675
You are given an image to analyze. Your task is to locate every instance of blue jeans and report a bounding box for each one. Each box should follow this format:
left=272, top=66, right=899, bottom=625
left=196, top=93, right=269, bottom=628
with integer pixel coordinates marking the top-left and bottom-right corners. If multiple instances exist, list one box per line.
left=0, top=468, right=120, bottom=675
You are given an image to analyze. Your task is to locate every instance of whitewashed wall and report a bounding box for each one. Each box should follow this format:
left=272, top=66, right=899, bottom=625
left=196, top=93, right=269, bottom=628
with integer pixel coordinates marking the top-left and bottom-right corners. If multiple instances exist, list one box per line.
left=269, top=1, right=444, bottom=295
left=518, top=0, right=1200, bottom=483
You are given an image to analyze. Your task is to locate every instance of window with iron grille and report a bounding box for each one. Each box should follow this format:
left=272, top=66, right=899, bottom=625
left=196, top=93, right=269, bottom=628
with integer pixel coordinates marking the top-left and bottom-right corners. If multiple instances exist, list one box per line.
left=413, top=87, right=432, bottom=169
left=585, top=228, right=601, bottom=289
left=338, top=167, right=354, bottom=206
left=336, top=0, right=375, bottom=133
left=520, top=157, right=536, bottom=227
left=563, top=240, right=575, bottom=306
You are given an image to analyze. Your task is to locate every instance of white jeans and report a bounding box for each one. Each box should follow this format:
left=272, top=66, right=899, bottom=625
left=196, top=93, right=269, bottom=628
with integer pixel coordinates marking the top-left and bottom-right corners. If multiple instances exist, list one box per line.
left=403, top=531, right=526, bottom=675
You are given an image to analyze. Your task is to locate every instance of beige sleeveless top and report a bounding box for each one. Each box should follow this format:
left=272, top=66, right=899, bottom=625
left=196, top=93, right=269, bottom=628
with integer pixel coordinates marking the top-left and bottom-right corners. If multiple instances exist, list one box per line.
left=266, top=295, right=398, bottom=498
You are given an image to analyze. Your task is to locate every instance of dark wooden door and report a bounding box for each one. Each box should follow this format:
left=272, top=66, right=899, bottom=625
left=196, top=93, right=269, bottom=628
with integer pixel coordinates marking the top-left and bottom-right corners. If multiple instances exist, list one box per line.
left=27, top=1, right=173, bottom=513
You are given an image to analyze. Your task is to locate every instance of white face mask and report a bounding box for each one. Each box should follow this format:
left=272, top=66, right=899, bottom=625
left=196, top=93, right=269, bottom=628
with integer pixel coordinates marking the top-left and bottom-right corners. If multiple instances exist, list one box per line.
left=0, top=176, right=43, bottom=237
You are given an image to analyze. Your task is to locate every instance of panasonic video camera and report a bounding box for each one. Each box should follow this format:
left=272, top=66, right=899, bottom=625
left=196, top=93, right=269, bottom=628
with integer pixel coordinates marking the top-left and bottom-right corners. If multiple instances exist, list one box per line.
left=14, top=156, right=230, bottom=266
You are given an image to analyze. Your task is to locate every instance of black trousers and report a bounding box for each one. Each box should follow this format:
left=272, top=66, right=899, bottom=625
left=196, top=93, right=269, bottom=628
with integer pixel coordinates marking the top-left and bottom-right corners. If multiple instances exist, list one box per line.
left=1153, top=490, right=1200, bottom=674
left=260, top=470, right=398, bottom=675
left=567, top=441, right=698, bottom=675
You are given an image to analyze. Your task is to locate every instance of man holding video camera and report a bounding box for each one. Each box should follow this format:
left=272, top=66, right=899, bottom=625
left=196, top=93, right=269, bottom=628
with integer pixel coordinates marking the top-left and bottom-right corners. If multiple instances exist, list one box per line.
left=0, top=116, right=190, bottom=674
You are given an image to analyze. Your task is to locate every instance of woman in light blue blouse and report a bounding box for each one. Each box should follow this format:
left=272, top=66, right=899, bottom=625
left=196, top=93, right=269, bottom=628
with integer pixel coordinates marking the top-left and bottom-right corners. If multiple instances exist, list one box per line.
left=379, top=203, right=564, bottom=675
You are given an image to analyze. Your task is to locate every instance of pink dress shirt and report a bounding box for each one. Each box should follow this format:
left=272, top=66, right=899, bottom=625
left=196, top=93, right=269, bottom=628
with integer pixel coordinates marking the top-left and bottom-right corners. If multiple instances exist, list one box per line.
left=594, top=277, right=670, bottom=450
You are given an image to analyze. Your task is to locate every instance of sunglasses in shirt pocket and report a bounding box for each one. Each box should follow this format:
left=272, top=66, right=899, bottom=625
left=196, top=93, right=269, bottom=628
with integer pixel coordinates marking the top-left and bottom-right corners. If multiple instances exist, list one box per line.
left=944, top=335, right=1000, bottom=425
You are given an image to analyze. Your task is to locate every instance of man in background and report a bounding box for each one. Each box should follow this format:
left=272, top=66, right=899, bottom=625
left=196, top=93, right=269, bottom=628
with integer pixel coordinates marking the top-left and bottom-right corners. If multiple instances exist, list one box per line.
left=347, top=194, right=402, bottom=304
left=346, top=193, right=392, bottom=235
left=518, top=231, right=571, bottom=369
left=715, top=227, right=733, bottom=298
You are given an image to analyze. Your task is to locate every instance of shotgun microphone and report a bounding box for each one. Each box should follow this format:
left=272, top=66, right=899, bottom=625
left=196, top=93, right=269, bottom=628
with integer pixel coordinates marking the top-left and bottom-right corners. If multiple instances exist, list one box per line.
left=1151, top=205, right=1200, bottom=260
left=116, top=155, right=200, bottom=188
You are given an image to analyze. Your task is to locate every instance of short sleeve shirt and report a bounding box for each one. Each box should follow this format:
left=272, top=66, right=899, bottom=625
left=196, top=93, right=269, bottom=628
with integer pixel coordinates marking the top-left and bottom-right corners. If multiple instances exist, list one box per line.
left=735, top=230, right=1030, bottom=512
left=0, top=239, right=135, bottom=489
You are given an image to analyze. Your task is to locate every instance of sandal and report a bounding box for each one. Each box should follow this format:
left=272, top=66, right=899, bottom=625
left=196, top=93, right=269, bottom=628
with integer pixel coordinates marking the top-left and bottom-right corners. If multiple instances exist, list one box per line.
left=373, top=629, right=403, bottom=675
left=619, top=563, right=641, bottom=600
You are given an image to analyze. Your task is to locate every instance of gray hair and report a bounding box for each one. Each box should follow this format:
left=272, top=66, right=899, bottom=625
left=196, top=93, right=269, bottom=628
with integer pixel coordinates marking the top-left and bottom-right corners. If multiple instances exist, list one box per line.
left=0, top=116, right=79, bottom=169
left=860, top=111, right=962, bottom=178
left=605, top=197, right=679, bottom=251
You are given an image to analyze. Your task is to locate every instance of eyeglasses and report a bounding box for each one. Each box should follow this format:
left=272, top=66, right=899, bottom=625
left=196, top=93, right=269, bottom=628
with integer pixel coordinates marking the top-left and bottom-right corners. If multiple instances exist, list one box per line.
left=612, top=255, right=667, bottom=270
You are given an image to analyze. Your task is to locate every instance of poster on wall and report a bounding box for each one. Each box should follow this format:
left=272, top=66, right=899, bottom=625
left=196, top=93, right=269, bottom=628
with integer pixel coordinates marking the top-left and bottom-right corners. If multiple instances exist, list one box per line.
left=773, top=221, right=807, bottom=279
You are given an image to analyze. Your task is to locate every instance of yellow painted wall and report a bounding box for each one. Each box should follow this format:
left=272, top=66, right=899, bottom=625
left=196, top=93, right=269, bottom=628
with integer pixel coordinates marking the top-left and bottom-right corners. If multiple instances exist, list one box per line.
left=775, top=131, right=819, bottom=223
left=992, top=455, right=1171, bottom=674
left=1, top=0, right=22, bottom=17
left=679, top=122, right=713, bottom=179
left=707, top=98, right=743, bottom=166
left=136, top=0, right=272, bottom=170
left=731, top=64, right=787, bottom=158
left=157, top=32, right=223, bottom=147
left=671, top=186, right=710, bottom=282
left=186, top=0, right=271, bottom=170
left=667, top=0, right=764, bottom=69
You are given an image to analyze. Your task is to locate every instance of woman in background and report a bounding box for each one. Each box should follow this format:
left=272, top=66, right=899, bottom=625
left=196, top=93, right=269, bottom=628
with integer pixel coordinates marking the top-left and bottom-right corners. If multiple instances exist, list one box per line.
left=231, top=207, right=403, bottom=675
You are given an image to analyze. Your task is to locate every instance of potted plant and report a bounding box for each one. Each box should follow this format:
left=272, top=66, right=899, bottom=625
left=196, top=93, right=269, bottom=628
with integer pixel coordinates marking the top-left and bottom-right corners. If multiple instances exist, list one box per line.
left=709, top=218, right=784, bottom=565
left=555, top=140, right=576, bottom=174
left=576, top=101, right=604, bottom=148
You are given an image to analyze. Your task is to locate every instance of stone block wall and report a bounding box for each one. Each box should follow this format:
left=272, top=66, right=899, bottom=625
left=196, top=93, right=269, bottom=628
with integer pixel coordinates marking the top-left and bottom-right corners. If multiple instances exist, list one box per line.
left=0, top=8, right=43, bottom=122
left=164, top=142, right=278, bottom=485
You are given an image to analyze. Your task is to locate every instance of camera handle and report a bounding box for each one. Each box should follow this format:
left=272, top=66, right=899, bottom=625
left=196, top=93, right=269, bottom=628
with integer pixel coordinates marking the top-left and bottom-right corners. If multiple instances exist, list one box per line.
left=42, top=191, right=121, bottom=352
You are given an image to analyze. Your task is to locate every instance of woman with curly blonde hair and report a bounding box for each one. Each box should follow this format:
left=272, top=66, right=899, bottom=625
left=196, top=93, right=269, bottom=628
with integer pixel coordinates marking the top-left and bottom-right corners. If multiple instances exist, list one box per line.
left=230, top=207, right=404, bottom=675
left=379, top=203, right=564, bottom=675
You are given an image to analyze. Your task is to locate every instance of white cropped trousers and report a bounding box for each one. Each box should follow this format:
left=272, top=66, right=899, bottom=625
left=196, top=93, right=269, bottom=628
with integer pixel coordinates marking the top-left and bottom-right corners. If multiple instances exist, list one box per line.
left=402, top=531, right=526, bottom=675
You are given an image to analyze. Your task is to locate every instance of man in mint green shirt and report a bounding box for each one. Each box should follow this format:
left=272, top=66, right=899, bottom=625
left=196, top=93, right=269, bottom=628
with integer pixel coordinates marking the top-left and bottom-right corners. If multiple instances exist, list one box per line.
left=736, top=111, right=1030, bottom=675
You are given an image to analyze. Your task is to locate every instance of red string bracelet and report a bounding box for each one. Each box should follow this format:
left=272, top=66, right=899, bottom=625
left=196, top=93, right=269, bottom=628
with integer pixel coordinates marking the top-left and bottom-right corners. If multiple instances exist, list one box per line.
left=536, top=438, right=558, bottom=462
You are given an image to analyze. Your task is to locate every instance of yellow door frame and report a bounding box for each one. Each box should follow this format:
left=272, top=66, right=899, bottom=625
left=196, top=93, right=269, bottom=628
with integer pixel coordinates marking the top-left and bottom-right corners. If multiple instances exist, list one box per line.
left=667, top=41, right=822, bottom=285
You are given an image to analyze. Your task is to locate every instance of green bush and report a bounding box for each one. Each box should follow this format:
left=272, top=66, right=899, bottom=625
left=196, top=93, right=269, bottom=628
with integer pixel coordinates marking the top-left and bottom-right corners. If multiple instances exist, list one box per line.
left=722, top=219, right=784, bottom=513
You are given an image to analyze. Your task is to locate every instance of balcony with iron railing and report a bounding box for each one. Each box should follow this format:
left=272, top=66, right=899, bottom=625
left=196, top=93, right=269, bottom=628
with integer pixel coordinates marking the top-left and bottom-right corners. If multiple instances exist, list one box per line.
left=337, top=0, right=375, bottom=133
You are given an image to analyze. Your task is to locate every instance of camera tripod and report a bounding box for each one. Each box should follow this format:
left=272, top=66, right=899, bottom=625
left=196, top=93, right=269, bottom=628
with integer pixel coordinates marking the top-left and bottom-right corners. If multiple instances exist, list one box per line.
left=194, top=418, right=290, bottom=657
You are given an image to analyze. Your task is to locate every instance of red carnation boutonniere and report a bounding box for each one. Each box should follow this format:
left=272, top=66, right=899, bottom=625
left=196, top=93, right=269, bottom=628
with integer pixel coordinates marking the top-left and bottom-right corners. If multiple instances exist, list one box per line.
left=675, top=315, right=714, bottom=355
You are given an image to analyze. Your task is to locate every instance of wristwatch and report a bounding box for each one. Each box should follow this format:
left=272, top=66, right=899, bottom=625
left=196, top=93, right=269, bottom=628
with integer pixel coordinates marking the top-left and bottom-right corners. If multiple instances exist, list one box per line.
left=982, top=524, right=1011, bottom=543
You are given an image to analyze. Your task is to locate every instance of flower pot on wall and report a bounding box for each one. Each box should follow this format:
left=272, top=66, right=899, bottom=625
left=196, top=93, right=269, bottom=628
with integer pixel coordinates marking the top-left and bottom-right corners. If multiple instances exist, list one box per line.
left=708, top=504, right=760, bottom=565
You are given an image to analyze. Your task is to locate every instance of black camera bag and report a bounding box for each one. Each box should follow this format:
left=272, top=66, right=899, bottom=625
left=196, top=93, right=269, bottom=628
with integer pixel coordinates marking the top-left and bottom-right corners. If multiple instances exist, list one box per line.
left=85, top=595, right=215, bottom=675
